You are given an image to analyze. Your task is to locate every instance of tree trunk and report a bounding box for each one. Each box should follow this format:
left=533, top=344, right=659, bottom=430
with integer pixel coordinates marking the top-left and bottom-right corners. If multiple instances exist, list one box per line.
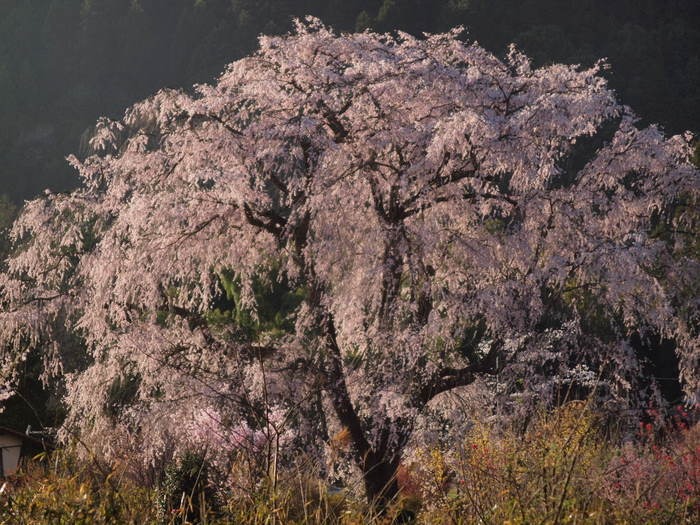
left=314, top=298, right=409, bottom=515
left=362, top=453, right=401, bottom=508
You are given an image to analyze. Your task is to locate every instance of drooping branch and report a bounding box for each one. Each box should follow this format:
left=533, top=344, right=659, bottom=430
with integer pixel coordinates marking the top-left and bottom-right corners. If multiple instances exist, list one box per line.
left=400, top=187, right=519, bottom=220
left=187, top=111, right=244, bottom=137
left=166, top=214, right=223, bottom=247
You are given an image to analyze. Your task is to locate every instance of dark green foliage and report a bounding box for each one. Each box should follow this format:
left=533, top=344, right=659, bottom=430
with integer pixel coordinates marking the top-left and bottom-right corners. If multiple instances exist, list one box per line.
left=0, top=194, right=16, bottom=260
left=208, top=268, right=305, bottom=341
left=0, top=1, right=697, bottom=203
left=159, top=451, right=218, bottom=524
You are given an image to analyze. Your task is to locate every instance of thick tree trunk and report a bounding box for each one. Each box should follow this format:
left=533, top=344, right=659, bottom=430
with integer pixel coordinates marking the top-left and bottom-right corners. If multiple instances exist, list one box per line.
left=362, top=453, right=401, bottom=508
left=319, top=310, right=405, bottom=513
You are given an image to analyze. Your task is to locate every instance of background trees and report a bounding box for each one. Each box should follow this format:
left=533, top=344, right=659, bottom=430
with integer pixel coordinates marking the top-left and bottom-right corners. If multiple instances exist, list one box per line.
left=0, top=1, right=698, bottom=203
left=0, top=20, right=697, bottom=504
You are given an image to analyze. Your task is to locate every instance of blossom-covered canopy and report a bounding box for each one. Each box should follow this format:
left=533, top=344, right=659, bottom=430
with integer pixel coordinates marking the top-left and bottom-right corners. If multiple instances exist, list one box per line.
left=1, top=18, right=698, bottom=501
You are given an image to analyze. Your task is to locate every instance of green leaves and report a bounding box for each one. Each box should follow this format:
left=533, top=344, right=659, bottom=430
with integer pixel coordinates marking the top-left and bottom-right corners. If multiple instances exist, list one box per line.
left=208, top=268, right=304, bottom=340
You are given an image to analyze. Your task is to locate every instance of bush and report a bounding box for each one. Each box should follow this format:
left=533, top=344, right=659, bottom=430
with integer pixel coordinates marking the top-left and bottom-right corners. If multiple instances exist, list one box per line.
left=1, top=406, right=697, bottom=524
left=159, top=451, right=219, bottom=524
left=406, top=402, right=699, bottom=524
left=0, top=449, right=157, bottom=524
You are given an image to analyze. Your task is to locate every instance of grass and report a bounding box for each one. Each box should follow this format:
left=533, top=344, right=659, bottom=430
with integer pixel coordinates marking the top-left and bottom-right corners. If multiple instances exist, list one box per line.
left=0, top=403, right=698, bottom=524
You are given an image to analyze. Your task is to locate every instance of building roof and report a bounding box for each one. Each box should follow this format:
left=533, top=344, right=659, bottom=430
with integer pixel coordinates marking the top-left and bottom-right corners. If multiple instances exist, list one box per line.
left=0, top=426, right=50, bottom=449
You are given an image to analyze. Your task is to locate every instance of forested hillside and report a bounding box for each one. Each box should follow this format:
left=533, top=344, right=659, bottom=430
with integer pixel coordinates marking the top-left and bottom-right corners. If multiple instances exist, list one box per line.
left=0, top=0, right=698, bottom=202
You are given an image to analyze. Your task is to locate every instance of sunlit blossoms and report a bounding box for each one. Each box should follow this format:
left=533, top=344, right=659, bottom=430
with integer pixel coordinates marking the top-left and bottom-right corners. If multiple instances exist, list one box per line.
left=1, top=18, right=698, bottom=503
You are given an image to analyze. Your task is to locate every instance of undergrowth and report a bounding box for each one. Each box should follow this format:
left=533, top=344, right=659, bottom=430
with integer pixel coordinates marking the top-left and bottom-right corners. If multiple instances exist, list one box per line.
left=0, top=403, right=697, bottom=524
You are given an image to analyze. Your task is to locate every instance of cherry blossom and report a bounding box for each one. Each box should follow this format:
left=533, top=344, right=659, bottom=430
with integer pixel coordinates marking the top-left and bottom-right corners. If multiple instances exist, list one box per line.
left=1, top=18, right=698, bottom=504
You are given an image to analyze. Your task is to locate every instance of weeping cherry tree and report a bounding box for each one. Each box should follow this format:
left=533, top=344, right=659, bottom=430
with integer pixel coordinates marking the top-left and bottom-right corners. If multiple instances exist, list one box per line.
left=1, top=18, right=699, bottom=505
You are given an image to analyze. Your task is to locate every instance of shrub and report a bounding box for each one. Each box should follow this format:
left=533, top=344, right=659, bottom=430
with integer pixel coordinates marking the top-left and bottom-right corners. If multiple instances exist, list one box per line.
left=159, top=451, right=219, bottom=524
left=407, top=402, right=699, bottom=524
left=0, top=449, right=157, bottom=524
left=1, top=406, right=697, bottom=524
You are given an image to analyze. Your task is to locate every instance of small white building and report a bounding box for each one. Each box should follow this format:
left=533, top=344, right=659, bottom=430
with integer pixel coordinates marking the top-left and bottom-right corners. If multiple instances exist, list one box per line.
left=0, top=428, right=23, bottom=477
left=0, top=427, right=45, bottom=477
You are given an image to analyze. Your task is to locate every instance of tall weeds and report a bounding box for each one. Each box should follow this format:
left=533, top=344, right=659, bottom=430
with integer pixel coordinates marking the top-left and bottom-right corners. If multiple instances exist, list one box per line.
left=1, top=403, right=697, bottom=524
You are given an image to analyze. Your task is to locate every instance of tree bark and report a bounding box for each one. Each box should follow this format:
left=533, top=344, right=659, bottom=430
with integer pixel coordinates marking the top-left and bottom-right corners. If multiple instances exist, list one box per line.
left=361, top=452, right=401, bottom=509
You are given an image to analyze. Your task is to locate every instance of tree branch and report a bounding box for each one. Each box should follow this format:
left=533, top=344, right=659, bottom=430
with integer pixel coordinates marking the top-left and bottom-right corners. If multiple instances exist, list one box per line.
left=400, top=188, right=518, bottom=220
left=242, top=202, right=286, bottom=236
left=401, top=168, right=479, bottom=212
left=167, top=304, right=277, bottom=361
left=416, top=366, right=478, bottom=406
left=416, top=340, right=502, bottom=406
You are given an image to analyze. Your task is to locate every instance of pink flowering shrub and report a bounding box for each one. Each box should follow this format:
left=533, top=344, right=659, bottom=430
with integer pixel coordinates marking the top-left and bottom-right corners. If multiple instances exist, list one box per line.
left=603, top=407, right=699, bottom=521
